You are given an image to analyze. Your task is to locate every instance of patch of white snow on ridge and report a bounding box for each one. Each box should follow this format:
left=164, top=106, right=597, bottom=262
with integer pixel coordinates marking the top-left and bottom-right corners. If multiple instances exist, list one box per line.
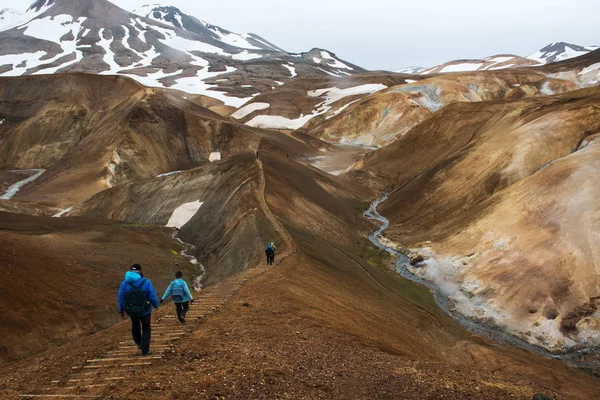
left=152, top=24, right=226, bottom=55
left=127, top=65, right=248, bottom=107
left=308, top=84, right=387, bottom=115
left=231, top=102, right=270, bottom=119
left=283, top=63, right=297, bottom=77
left=405, top=79, right=417, bottom=83
left=52, top=207, right=73, bottom=218
left=21, top=14, right=77, bottom=43
left=98, top=28, right=122, bottom=73
left=209, top=152, right=221, bottom=162
left=439, top=63, right=483, bottom=73
left=318, top=67, right=339, bottom=77
left=126, top=69, right=183, bottom=88
left=2, top=15, right=88, bottom=76
left=0, top=51, right=46, bottom=76
left=232, top=51, right=262, bottom=61
left=320, top=50, right=353, bottom=70
left=156, top=170, right=183, bottom=178
left=580, top=62, right=600, bottom=76
left=213, top=30, right=263, bottom=50
left=244, top=84, right=386, bottom=130
left=166, top=200, right=204, bottom=229
left=246, top=114, right=315, bottom=130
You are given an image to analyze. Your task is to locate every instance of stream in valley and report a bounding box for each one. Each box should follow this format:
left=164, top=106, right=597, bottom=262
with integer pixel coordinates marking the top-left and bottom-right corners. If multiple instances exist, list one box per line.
left=0, top=169, right=45, bottom=200
left=364, top=193, right=598, bottom=368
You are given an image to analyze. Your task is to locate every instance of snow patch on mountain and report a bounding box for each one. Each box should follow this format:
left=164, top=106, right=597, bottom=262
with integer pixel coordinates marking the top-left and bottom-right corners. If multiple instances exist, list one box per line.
left=232, top=51, right=262, bottom=61
left=166, top=200, right=203, bottom=229
left=22, top=14, right=86, bottom=43
left=439, top=62, right=483, bottom=73
left=319, top=50, right=353, bottom=70
left=282, top=64, right=297, bottom=77
left=232, top=102, right=270, bottom=119
left=308, top=84, right=387, bottom=114
left=246, top=114, right=315, bottom=130
left=98, top=28, right=123, bottom=73
left=243, top=83, right=386, bottom=129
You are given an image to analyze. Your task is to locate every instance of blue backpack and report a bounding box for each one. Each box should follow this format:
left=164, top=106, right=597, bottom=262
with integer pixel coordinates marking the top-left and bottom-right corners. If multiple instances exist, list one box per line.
left=171, top=282, right=185, bottom=302
left=124, top=279, right=150, bottom=317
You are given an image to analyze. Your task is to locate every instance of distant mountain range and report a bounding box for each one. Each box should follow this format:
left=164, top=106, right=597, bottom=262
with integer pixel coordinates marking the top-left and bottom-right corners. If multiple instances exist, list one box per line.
left=0, top=0, right=363, bottom=107
left=2, top=1, right=598, bottom=107
left=400, top=42, right=599, bottom=75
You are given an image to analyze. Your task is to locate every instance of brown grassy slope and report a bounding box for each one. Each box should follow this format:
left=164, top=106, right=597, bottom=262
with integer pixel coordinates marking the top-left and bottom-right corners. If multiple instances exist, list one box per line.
left=0, top=74, right=327, bottom=208
left=0, top=212, right=196, bottom=363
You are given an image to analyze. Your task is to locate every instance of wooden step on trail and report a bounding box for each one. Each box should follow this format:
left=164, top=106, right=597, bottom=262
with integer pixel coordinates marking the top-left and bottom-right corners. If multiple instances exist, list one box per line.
left=86, top=356, right=162, bottom=362
left=19, top=395, right=103, bottom=398
left=20, top=262, right=275, bottom=397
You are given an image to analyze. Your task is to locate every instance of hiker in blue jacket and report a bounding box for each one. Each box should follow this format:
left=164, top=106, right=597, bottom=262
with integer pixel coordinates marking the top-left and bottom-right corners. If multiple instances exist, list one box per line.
left=160, top=271, right=194, bottom=323
left=265, top=241, right=277, bottom=265
left=117, top=264, right=159, bottom=356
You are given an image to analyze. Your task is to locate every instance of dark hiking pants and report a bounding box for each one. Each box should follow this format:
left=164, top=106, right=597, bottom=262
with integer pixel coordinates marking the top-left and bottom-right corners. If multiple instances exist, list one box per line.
left=130, top=314, right=152, bottom=355
left=175, top=301, right=190, bottom=319
left=266, top=252, right=275, bottom=265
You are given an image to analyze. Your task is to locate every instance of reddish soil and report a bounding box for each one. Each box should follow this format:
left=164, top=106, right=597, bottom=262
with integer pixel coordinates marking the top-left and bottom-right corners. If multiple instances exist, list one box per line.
left=0, top=212, right=198, bottom=364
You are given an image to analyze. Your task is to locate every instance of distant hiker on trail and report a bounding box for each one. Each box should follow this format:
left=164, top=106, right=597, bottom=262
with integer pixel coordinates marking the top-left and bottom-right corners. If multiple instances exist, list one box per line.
left=160, top=271, right=194, bottom=323
left=265, top=241, right=277, bottom=265
left=117, top=264, right=159, bottom=356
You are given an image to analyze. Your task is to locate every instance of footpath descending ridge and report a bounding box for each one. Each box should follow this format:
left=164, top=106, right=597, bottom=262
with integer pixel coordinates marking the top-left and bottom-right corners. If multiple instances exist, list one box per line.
left=19, top=156, right=295, bottom=398
left=18, top=265, right=274, bottom=398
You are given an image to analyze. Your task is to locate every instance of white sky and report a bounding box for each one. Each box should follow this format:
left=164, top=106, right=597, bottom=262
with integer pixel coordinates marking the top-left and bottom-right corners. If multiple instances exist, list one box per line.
left=4, top=0, right=599, bottom=70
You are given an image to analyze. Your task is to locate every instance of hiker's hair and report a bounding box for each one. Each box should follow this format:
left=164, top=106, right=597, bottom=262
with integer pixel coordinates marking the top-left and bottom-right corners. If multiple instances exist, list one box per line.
left=175, top=271, right=183, bottom=279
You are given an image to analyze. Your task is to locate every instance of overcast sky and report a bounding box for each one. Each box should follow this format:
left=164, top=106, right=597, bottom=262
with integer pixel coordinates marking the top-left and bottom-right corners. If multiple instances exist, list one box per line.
left=4, top=0, right=599, bottom=70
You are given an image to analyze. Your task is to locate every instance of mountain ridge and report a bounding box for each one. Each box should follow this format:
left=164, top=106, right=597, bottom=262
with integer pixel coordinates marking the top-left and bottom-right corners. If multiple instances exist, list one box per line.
left=0, top=0, right=364, bottom=107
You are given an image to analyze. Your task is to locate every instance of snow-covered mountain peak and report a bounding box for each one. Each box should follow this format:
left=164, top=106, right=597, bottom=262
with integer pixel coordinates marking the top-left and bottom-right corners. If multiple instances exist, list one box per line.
left=527, top=42, right=599, bottom=64
left=132, top=4, right=186, bottom=29
left=0, top=0, right=364, bottom=107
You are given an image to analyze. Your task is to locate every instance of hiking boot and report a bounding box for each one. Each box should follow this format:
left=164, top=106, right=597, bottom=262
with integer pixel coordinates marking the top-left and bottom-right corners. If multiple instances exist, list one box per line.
left=178, top=315, right=186, bottom=323
left=136, top=344, right=142, bottom=350
left=142, top=349, right=153, bottom=356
